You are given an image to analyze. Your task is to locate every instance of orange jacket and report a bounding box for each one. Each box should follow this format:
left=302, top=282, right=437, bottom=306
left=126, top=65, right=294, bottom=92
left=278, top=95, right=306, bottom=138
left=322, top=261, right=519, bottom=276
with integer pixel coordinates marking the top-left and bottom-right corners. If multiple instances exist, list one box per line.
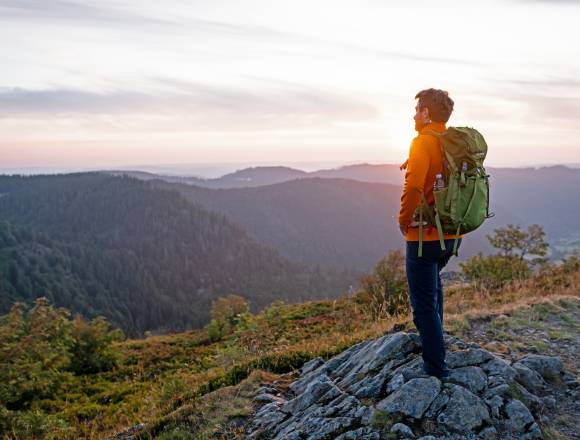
left=398, top=121, right=463, bottom=242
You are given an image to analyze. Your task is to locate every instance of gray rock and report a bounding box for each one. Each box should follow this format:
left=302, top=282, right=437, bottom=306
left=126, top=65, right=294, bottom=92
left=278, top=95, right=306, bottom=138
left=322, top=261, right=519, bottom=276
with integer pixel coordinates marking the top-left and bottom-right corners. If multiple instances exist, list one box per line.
left=424, top=389, right=450, bottom=418
left=253, top=393, right=285, bottom=403
left=448, top=366, right=488, bottom=393
left=335, top=427, right=381, bottom=440
left=519, top=355, right=563, bottom=381
left=436, top=384, right=490, bottom=432
left=503, top=399, right=535, bottom=433
left=562, top=372, right=578, bottom=387
left=253, top=401, right=281, bottom=421
left=377, top=377, right=441, bottom=419
left=478, top=426, right=498, bottom=440
left=367, top=332, right=419, bottom=370
left=355, top=405, right=376, bottom=425
left=271, top=420, right=301, bottom=440
left=540, top=395, right=556, bottom=411
left=522, top=422, right=543, bottom=439
left=326, top=395, right=361, bottom=418
left=251, top=408, right=287, bottom=432
left=281, top=374, right=336, bottom=414
left=385, top=373, right=405, bottom=394
left=487, top=375, right=506, bottom=389
left=446, top=349, right=494, bottom=368
left=332, top=333, right=413, bottom=380
left=325, top=340, right=368, bottom=375
left=480, top=355, right=517, bottom=383
left=485, top=395, right=504, bottom=419
left=288, top=367, right=330, bottom=395
left=300, top=357, right=325, bottom=375
left=510, top=382, right=543, bottom=415
left=483, top=384, right=510, bottom=399
left=513, top=362, right=550, bottom=395
left=300, top=416, right=356, bottom=440
left=390, top=422, right=416, bottom=438
left=256, top=385, right=278, bottom=395
left=349, top=358, right=407, bottom=398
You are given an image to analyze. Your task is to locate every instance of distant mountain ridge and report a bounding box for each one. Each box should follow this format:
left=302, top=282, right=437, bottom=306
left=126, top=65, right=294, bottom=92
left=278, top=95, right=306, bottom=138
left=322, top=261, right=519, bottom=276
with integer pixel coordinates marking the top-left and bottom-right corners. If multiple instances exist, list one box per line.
left=114, top=163, right=580, bottom=239
left=106, top=164, right=580, bottom=239
left=105, top=163, right=404, bottom=189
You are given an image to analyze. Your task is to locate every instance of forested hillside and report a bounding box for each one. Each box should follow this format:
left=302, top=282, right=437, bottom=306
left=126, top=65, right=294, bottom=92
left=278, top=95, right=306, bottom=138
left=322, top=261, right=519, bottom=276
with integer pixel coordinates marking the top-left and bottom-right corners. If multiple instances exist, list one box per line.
left=159, top=178, right=499, bottom=270
left=148, top=166, right=580, bottom=271
left=0, top=174, right=359, bottom=335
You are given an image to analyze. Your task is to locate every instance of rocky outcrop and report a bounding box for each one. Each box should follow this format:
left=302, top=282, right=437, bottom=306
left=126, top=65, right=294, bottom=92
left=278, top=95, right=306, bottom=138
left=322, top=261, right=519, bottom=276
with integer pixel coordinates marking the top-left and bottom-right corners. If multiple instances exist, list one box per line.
left=247, top=332, right=575, bottom=439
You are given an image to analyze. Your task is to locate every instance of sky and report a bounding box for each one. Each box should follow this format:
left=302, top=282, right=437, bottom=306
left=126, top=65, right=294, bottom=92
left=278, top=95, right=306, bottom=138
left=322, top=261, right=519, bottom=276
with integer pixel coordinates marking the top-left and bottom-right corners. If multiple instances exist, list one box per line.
left=1, top=0, right=579, bottom=174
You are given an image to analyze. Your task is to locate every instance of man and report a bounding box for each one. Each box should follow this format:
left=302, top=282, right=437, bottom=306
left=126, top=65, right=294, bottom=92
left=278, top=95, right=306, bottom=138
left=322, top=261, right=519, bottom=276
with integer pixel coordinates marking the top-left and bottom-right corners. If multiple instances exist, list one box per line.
left=398, top=88, right=462, bottom=380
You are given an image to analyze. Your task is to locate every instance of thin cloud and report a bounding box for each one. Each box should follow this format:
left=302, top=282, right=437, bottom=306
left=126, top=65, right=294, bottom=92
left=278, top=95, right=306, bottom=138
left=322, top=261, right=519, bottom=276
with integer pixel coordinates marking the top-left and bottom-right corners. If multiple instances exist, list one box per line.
left=0, top=82, right=380, bottom=127
left=0, top=0, right=180, bottom=28
left=0, top=1, right=476, bottom=66
left=491, top=75, right=580, bottom=88
left=515, top=0, right=580, bottom=3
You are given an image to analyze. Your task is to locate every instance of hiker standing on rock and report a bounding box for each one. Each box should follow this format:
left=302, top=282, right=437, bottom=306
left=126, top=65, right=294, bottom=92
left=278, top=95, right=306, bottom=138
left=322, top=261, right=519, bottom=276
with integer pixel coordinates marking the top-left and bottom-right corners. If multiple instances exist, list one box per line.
left=398, top=88, right=463, bottom=380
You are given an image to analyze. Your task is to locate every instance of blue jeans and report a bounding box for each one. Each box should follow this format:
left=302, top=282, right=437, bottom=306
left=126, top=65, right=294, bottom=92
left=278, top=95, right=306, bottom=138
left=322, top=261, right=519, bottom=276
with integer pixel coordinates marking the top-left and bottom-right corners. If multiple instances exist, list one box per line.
left=405, top=239, right=461, bottom=378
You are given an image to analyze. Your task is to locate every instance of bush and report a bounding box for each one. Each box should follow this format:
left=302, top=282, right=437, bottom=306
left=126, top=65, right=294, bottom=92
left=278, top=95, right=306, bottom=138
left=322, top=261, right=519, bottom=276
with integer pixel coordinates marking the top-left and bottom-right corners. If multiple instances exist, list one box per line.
left=0, top=298, right=73, bottom=410
left=69, top=315, right=124, bottom=375
left=205, top=294, right=250, bottom=342
left=359, top=250, right=409, bottom=320
left=460, top=253, right=530, bottom=291
left=0, top=297, right=122, bottom=419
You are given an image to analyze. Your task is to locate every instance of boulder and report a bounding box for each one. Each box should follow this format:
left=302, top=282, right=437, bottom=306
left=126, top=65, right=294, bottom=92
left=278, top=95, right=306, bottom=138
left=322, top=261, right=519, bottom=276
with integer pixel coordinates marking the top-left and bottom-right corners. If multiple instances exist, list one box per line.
left=377, top=377, right=441, bottom=419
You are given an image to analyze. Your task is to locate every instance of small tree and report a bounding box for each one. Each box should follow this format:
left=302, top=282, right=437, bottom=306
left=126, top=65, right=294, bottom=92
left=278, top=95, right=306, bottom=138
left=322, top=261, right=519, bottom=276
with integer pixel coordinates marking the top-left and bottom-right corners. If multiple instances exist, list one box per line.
left=461, top=223, right=549, bottom=290
left=206, top=294, right=250, bottom=342
left=487, top=224, right=548, bottom=263
left=359, top=250, right=409, bottom=321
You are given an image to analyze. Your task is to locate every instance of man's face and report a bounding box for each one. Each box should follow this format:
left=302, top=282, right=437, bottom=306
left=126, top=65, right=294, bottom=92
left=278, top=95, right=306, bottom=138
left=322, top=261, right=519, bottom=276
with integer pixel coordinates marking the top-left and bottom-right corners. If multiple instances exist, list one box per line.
left=414, top=101, right=430, bottom=132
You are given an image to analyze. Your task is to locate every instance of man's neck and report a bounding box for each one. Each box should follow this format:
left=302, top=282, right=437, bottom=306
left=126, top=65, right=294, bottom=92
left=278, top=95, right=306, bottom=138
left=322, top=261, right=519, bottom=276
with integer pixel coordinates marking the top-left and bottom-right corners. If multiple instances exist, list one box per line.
left=417, top=121, right=446, bottom=133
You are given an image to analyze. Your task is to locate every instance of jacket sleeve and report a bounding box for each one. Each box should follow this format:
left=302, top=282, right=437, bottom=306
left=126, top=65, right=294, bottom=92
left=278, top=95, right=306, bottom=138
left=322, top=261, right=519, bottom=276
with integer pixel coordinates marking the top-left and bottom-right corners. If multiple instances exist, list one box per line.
left=398, top=136, right=430, bottom=228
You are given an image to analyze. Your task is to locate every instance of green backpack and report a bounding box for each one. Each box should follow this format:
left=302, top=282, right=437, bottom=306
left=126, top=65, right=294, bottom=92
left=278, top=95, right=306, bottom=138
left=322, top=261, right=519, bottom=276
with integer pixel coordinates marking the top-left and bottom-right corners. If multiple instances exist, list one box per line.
left=413, top=126, right=494, bottom=257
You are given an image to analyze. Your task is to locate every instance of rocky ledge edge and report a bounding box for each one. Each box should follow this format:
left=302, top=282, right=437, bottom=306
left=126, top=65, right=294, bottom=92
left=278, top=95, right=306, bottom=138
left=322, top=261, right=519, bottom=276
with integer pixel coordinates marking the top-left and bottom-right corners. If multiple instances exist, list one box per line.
left=247, top=331, right=578, bottom=440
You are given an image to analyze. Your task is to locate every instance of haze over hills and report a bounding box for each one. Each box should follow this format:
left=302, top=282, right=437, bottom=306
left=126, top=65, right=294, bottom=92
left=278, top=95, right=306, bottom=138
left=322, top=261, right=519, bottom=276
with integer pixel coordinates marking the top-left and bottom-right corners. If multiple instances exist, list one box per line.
left=134, top=164, right=580, bottom=270
left=0, top=174, right=359, bottom=335
left=105, top=164, right=403, bottom=189
left=156, top=177, right=508, bottom=271
left=107, top=163, right=580, bottom=239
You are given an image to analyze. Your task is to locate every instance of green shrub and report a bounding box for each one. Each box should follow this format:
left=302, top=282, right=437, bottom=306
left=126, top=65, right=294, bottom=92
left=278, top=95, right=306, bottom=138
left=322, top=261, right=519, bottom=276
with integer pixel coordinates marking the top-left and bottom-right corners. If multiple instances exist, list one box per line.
left=0, top=298, right=73, bottom=410
left=359, top=250, right=409, bottom=320
left=460, top=254, right=530, bottom=290
left=205, top=294, right=250, bottom=342
left=69, top=315, right=124, bottom=375
left=0, top=296, right=123, bottom=438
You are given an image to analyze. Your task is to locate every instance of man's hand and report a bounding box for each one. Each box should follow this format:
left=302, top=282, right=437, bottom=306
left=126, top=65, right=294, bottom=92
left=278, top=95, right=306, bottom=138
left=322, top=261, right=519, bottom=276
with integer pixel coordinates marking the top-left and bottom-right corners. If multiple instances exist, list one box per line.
left=399, top=224, right=407, bottom=237
left=399, top=159, right=409, bottom=171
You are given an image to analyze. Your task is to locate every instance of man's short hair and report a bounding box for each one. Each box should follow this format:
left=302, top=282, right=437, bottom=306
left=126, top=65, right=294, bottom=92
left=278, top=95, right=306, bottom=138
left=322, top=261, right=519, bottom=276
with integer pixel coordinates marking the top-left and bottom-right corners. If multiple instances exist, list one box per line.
left=415, top=88, right=454, bottom=123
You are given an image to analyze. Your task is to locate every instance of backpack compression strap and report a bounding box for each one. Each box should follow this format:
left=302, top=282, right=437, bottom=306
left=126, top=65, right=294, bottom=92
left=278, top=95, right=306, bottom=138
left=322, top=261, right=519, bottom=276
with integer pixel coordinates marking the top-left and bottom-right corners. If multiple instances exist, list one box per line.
left=418, top=193, right=446, bottom=258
